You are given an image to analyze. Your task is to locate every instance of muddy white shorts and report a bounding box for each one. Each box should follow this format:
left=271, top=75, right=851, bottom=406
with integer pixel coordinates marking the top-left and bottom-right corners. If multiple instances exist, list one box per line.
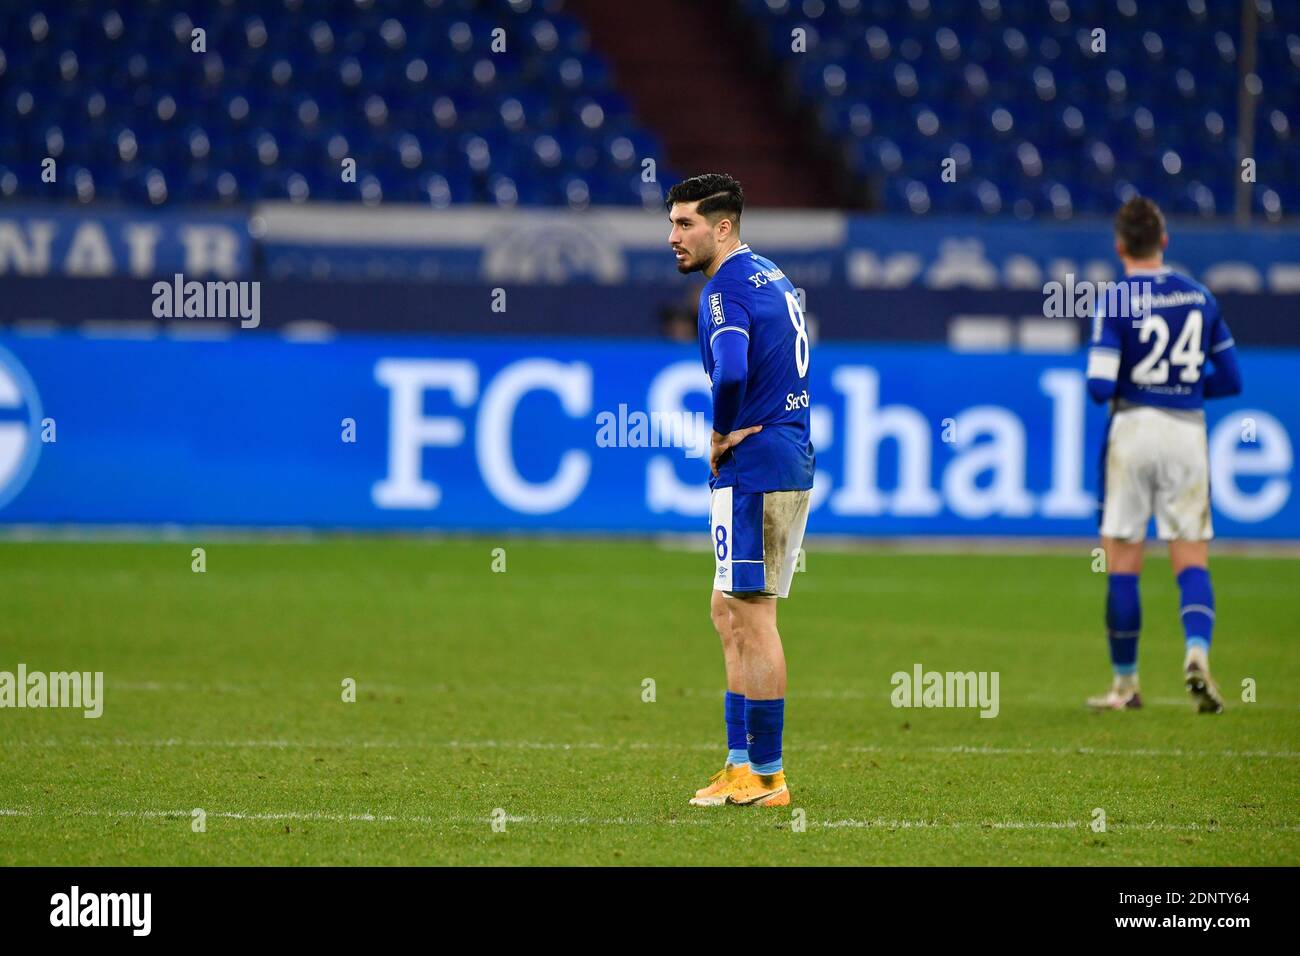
left=710, top=487, right=811, bottom=598
left=1100, top=404, right=1213, bottom=542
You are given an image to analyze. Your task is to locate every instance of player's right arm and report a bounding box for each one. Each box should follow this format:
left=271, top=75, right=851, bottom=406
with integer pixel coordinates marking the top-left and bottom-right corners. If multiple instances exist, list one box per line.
left=1085, top=303, right=1122, bottom=404
left=706, top=286, right=755, bottom=434
left=706, top=289, right=762, bottom=477
left=710, top=324, right=749, bottom=434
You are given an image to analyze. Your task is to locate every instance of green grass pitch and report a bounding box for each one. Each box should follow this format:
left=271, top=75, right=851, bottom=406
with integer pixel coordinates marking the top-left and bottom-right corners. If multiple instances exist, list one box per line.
left=1, top=538, right=1296, bottom=866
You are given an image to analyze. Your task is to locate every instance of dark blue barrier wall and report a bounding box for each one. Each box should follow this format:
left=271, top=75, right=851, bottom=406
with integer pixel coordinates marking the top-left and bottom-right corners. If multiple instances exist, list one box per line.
left=0, top=334, right=1294, bottom=537
left=4, top=277, right=1300, bottom=345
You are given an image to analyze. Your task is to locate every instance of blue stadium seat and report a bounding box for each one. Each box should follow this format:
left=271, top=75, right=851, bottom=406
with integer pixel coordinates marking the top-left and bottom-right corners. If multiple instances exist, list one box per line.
left=737, top=0, right=1299, bottom=218
left=0, top=0, right=664, bottom=206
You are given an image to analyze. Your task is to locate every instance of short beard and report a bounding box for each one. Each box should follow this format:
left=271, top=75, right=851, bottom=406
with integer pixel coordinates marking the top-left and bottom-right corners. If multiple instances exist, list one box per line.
left=675, top=245, right=712, bottom=274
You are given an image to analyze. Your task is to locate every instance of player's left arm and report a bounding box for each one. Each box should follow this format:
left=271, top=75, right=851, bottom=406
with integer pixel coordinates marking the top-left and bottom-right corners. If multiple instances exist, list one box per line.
left=1085, top=303, right=1121, bottom=403
left=1202, top=300, right=1242, bottom=398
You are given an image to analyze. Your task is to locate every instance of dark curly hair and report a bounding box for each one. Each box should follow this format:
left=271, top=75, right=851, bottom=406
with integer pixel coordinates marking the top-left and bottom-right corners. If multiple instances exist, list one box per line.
left=665, top=173, right=744, bottom=228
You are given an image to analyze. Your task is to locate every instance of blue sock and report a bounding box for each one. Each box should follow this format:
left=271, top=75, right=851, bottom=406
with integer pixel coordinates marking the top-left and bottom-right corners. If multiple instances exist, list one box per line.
left=1106, top=573, right=1140, bottom=676
left=745, top=698, right=784, bottom=775
left=1177, top=566, right=1215, bottom=654
left=724, top=691, right=748, bottom=765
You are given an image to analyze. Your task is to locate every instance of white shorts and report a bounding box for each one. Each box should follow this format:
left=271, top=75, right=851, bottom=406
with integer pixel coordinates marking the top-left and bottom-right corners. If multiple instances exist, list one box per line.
left=1100, top=404, right=1213, bottom=543
left=710, top=487, right=810, bottom=598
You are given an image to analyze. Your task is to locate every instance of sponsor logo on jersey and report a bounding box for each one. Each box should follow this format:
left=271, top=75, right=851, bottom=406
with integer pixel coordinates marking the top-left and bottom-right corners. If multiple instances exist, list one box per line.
left=709, top=292, right=725, bottom=326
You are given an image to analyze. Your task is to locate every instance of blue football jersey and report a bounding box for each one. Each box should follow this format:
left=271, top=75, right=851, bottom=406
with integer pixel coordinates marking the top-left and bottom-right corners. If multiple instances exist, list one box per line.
left=697, top=243, right=815, bottom=492
left=1087, top=267, right=1235, bottom=410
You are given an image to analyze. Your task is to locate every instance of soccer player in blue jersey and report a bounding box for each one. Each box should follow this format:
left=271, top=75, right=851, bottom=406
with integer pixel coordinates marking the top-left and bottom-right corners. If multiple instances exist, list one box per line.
left=665, top=173, right=814, bottom=807
left=1085, top=197, right=1242, bottom=714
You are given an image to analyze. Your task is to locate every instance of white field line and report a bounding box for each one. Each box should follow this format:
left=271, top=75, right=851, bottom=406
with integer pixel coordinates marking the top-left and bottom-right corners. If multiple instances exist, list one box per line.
left=1035, top=693, right=1299, bottom=711
left=0, top=806, right=1296, bottom=833
left=98, top=682, right=1300, bottom=711
left=111, top=681, right=414, bottom=695
left=2, top=738, right=1297, bottom=759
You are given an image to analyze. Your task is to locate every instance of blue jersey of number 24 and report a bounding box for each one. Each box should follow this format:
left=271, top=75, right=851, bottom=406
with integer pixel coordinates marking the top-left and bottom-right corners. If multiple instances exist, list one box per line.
left=1088, top=268, right=1235, bottom=410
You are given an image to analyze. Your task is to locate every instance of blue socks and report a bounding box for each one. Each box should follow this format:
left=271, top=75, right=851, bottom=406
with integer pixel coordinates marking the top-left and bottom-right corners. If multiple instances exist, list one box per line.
left=1177, top=566, right=1215, bottom=655
left=1106, top=573, right=1141, bottom=676
left=724, top=691, right=748, bottom=766
left=1104, top=567, right=1216, bottom=676
left=724, top=691, right=785, bottom=774
left=745, top=698, right=784, bottom=775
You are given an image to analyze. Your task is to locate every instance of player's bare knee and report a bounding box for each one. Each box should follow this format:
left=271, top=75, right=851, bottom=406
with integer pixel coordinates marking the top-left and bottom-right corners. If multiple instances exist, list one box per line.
left=709, top=593, right=731, bottom=637
left=1168, top=540, right=1208, bottom=575
left=726, top=594, right=771, bottom=640
left=1103, top=537, right=1144, bottom=575
left=727, top=615, right=750, bottom=648
left=711, top=611, right=735, bottom=646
